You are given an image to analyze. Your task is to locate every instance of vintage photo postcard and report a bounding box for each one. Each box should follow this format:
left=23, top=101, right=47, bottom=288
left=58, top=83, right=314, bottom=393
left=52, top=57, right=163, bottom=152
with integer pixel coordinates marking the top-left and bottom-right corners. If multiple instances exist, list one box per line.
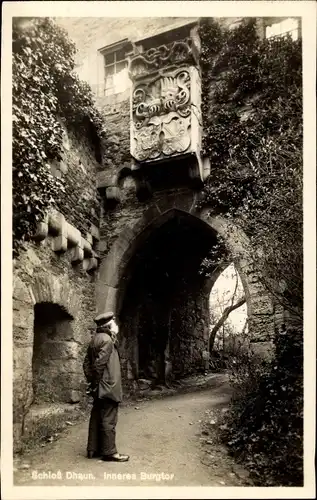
left=1, top=1, right=316, bottom=499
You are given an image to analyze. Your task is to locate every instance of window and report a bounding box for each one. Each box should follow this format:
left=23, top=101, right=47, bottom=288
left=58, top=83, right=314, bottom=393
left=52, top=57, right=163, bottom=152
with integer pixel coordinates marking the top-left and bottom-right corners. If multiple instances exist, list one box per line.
left=265, top=18, right=299, bottom=41
left=104, top=47, right=129, bottom=96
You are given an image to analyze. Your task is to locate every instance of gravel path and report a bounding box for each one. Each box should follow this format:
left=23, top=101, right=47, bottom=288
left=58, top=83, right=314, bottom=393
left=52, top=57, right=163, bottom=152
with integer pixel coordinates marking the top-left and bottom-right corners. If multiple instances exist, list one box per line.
left=14, top=377, right=249, bottom=487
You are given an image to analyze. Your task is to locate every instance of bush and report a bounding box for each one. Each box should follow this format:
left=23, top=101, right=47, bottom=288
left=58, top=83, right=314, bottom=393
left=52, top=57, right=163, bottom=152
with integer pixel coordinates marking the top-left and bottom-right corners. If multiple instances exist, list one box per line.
left=221, top=326, right=303, bottom=486
left=199, top=19, right=303, bottom=486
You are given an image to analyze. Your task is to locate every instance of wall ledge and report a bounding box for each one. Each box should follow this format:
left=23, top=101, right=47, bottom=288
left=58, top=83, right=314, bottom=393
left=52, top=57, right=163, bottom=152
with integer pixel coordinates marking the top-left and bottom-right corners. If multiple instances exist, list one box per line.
left=33, top=209, right=100, bottom=272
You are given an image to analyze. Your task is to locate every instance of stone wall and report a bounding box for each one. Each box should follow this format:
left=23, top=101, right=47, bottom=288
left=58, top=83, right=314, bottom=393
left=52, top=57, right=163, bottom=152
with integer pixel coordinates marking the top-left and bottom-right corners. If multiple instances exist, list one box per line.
left=13, top=125, right=100, bottom=451
left=97, top=97, right=131, bottom=195
left=56, top=16, right=278, bottom=383
left=12, top=15, right=291, bottom=453
left=55, top=128, right=101, bottom=236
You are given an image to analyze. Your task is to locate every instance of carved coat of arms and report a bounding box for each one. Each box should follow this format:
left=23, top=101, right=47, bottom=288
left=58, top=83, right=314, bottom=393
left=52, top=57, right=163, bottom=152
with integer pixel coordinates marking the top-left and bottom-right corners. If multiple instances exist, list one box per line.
left=131, top=69, right=192, bottom=161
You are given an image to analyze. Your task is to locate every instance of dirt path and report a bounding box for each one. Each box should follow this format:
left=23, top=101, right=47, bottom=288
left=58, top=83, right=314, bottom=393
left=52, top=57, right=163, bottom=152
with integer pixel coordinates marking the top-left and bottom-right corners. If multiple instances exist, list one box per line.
left=14, top=377, right=250, bottom=487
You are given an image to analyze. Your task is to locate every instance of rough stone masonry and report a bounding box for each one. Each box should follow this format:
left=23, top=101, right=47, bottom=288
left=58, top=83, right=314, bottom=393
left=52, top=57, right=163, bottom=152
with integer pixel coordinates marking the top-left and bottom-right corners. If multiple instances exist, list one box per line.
left=13, top=16, right=285, bottom=452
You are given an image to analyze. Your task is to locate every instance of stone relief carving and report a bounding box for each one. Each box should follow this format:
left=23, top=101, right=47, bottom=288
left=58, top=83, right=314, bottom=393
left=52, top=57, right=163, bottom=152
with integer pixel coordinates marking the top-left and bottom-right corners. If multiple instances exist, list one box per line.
left=132, top=69, right=192, bottom=161
left=129, top=38, right=198, bottom=79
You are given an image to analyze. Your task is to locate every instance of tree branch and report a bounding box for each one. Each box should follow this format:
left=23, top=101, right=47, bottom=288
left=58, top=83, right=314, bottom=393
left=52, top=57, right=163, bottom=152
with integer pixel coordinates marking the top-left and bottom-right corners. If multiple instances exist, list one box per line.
left=209, top=296, right=246, bottom=353
left=230, top=265, right=239, bottom=308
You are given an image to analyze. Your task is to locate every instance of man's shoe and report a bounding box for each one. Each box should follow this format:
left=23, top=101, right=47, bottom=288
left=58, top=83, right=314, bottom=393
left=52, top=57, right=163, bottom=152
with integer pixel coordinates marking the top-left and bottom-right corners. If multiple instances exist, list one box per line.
left=102, top=453, right=129, bottom=462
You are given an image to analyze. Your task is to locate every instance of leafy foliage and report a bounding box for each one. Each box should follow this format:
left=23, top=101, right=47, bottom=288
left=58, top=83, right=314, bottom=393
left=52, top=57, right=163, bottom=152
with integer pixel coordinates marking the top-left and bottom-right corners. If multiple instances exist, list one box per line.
left=199, top=19, right=303, bottom=486
left=222, top=326, right=303, bottom=486
left=199, top=18, right=302, bottom=317
left=12, top=17, right=106, bottom=256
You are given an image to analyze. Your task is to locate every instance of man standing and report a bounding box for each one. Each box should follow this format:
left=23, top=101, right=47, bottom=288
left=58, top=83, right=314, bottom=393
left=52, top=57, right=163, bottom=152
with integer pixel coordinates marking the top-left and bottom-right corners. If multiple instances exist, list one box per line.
left=83, top=312, right=129, bottom=462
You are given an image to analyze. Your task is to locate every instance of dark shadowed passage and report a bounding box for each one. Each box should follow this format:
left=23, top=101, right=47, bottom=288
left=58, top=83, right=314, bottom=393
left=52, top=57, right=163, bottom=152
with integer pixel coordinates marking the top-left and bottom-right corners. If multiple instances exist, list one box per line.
left=118, top=212, right=219, bottom=386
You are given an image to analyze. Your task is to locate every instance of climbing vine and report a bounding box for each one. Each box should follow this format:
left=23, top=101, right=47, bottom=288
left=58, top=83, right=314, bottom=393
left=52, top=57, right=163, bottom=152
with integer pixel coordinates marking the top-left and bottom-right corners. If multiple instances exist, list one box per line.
left=199, top=18, right=302, bottom=316
left=12, top=17, right=106, bottom=256
left=199, top=19, right=303, bottom=486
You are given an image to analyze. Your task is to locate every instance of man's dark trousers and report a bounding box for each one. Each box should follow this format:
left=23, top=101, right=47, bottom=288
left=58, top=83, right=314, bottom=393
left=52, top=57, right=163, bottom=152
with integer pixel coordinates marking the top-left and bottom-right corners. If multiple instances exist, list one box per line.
left=87, top=397, right=119, bottom=456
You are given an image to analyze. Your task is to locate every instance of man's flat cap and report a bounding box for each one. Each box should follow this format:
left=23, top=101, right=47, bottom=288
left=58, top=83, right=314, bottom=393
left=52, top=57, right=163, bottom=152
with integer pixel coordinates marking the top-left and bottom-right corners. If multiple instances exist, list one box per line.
left=94, top=312, right=114, bottom=325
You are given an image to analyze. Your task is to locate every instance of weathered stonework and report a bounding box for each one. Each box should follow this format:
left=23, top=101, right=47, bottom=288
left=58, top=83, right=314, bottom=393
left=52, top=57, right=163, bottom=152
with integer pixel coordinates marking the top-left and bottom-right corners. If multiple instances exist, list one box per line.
left=13, top=120, right=100, bottom=451
left=13, top=17, right=291, bottom=452
left=13, top=240, right=98, bottom=450
left=131, top=68, right=193, bottom=160
left=34, top=208, right=99, bottom=271
left=129, top=37, right=199, bottom=79
left=96, top=190, right=276, bottom=389
left=129, top=33, right=204, bottom=181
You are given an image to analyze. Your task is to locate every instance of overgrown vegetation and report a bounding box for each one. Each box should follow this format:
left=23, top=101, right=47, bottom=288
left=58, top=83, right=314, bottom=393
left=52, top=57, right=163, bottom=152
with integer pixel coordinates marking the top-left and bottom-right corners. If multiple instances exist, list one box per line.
left=199, top=19, right=303, bottom=485
left=13, top=17, right=106, bottom=256
left=222, top=326, right=303, bottom=486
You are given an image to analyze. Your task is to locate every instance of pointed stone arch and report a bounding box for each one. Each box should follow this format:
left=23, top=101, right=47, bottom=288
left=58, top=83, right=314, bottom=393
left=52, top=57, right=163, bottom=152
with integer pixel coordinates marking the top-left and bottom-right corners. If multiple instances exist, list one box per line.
left=96, top=191, right=277, bottom=386
left=97, top=193, right=275, bottom=346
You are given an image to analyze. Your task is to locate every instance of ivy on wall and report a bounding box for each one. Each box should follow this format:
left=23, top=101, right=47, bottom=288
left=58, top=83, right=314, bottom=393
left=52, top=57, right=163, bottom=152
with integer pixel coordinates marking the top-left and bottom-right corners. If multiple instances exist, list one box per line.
left=12, top=17, right=106, bottom=256
left=199, top=18, right=303, bottom=486
left=199, top=18, right=302, bottom=316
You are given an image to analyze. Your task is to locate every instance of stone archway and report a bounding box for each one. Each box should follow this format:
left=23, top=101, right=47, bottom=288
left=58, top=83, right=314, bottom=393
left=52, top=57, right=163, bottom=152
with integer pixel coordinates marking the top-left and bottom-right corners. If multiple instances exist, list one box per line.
left=13, top=271, right=83, bottom=434
left=97, top=192, right=276, bottom=386
left=32, top=302, right=76, bottom=403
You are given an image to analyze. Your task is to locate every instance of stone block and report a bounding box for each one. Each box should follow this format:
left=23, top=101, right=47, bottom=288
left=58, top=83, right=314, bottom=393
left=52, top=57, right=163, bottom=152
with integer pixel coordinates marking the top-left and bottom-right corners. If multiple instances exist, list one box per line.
left=52, top=235, right=67, bottom=252
left=71, top=246, right=84, bottom=263
left=13, top=305, right=34, bottom=330
left=106, top=186, right=121, bottom=202
left=98, top=243, right=129, bottom=288
left=13, top=374, right=33, bottom=411
left=97, top=240, right=108, bottom=253
left=90, top=224, right=100, bottom=241
left=85, top=232, right=93, bottom=245
left=66, top=223, right=81, bottom=247
left=52, top=373, right=78, bottom=402
left=32, top=274, right=53, bottom=304
left=13, top=325, right=34, bottom=344
left=13, top=277, right=33, bottom=304
left=48, top=211, right=65, bottom=235
left=87, top=257, right=98, bottom=272
left=52, top=167, right=62, bottom=179
left=96, top=284, right=118, bottom=315
left=173, top=191, right=195, bottom=213
left=116, top=226, right=136, bottom=248
left=82, top=258, right=90, bottom=272
left=127, top=360, right=134, bottom=380
left=44, top=359, right=79, bottom=374
left=50, top=163, right=59, bottom=177
left=59, top=160, right=68, bottom=174
left=13, top=346, right=33, bottom=373
left=155, top=193, right=179, bottom=215
left=13, top=423, right=23, bottom=453
left=81, top=237, right=93, bottom=257
left=68, top=390, right=81, bottom=403
left=97, top=171, right=113, bottom=188
left=43, top=341, right=79, bottom=361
